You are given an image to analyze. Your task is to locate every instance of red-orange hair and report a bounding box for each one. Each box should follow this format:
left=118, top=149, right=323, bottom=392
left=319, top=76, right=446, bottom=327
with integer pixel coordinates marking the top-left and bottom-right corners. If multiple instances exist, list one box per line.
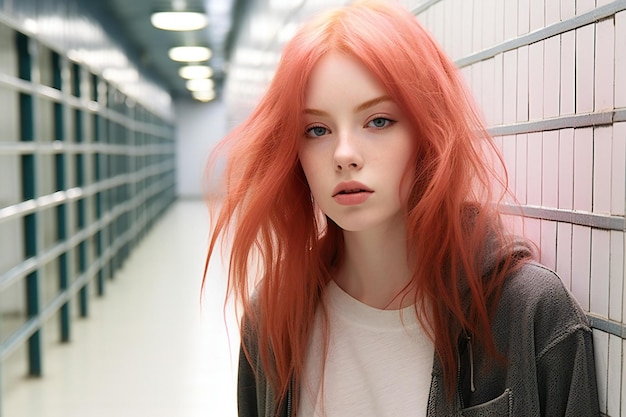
left=205, top=0, right=530, bottom=412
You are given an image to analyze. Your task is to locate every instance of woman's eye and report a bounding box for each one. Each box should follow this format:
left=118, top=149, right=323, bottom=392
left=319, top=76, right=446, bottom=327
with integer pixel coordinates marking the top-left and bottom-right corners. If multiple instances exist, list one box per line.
left=367, top=117, right=394, bottom=129
left=305, top=126, right=329, bottom=138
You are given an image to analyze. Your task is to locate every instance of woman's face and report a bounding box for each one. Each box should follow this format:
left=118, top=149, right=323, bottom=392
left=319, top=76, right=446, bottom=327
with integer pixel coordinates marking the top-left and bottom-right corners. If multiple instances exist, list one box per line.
left=298, top=52, right=416, bottom=233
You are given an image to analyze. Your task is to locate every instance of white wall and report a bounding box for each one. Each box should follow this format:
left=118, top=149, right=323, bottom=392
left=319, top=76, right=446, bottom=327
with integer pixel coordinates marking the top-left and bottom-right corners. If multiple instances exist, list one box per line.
left=174, top=99, right=228, bottom=198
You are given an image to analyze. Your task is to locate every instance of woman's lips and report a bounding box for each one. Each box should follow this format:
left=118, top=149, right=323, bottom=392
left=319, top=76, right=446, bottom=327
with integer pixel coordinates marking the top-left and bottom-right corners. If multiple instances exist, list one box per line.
left=332, top=181, right=373, bottom=205
left=333, top=191, right=372, bottom=205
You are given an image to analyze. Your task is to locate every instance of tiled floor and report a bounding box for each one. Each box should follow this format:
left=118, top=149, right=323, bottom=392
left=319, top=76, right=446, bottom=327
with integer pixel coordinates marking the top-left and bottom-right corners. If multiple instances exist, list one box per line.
left=1, top=200, right=239, bottom=417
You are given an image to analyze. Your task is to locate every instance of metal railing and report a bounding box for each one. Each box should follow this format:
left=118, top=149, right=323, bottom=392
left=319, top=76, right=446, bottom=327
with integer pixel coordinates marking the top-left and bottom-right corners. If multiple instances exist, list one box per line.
left=0, top=31, right=176, bottom=417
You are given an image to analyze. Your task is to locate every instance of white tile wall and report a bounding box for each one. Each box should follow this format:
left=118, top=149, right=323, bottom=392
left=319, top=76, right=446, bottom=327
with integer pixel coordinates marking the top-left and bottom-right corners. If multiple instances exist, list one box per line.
left=492, top=135, right=504, bottom=166
left=527, top=132, right=543, bottom=205
left=494, top=0, right=505, bottom=44
left=616, top=11, right=626, bottom=108
left=482, top=58, right=495, bottom=125
left=558, top=129, right=575, bottom=210
left=460, top=66, right=472, bottom=98
left=472, top=61, right=483, bottom=117
left=594, top=329, right=609, bottom=414
left=413, top=2, right=624, bottom=414
left=545, top=0, right=560, bottom=26
left=420, top=5, right=430, bottom=29
left=461, top=0, right=473, bottom=56
left=613, top=123, right=626, bottom=216
left=561, top=0, right=576, bottom=20
left=502, top=135, right=517, bottom=186
left=571, top=225, right=591, bottom=310
left=518, top=0, right=531, bottom=35
left=560, top=31, right=576, bottom=115
left=516, top=134, right=528, bottom=204
left=576, top=24, right=596, bottom=114
left=540, top=220, right=557, bottom=269
left=528, top=41, right=544, bottom=120
left=542, top=131, right=558, bottom=207
left=543, top=36, right=560, bottom=118
left=556, top=222, right=573, bottom=289
left=525, top=217, right=542, bottom=257
left=517, top=46, right=529, bottom=122
left=530, top=0, right=544, bottom=31
left=493, top=54, right=503, bottom=125
left=503, top=50, right=518, bottom=124
left=573, top=128, right=594, bottom=211
left=608, top=335, right=622, bottom=416
left=431, top=2, right=445, bottom=52
left=594, top=18, right=614, bottom=112
left=577, top=0, right=597, bottom=15
left=449, top=0, right=463, bottom=60
left=593, top=126, right=613, bottom=214
left=610, top=231, right=624, bottom=322
left=504, top=0, right=519, bottom=41
left=491, top=136, right=506, bottom=186
left=590, top=229, right=610, bottom=317
left=483, top=0, right=496, bottom=49
left=443, top=0, right=454, bottom=57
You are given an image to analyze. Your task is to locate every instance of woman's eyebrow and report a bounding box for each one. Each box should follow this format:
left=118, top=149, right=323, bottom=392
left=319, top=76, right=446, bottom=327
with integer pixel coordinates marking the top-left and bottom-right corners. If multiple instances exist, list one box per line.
left=354, top=95, right=392, bottom=112
left=303, top=95, right=393, bottom=116
left=303, top=108, right=328, bottom=116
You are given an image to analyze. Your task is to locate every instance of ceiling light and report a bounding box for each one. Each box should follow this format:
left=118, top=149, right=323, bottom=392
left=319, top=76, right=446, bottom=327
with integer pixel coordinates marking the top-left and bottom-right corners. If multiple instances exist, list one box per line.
left=193, top=90, right=216, bottom=102
left=24, top=18, right=39, bottom=34
left=179, top=65, right=213, bottom=79
left=151, top=12, right=208, bottom=31
left=168, top=46, right=212, bottom=62
left=186, top=78, right=215, bottom=92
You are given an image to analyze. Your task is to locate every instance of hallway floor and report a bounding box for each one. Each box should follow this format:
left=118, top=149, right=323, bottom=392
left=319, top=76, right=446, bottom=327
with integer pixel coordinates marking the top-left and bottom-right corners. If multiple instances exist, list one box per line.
left=1, top=200, right=239, bottom=417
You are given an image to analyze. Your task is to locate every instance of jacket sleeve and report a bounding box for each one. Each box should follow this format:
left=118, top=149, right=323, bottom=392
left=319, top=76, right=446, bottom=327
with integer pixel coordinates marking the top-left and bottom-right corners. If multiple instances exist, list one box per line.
left=536, top=322, right=600, bottom=416
left=237, top=339, right=261, bottom=417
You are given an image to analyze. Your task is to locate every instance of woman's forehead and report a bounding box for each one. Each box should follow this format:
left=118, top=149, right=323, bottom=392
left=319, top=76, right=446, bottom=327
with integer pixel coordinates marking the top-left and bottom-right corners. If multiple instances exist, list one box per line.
left=304, top=52, right=388, bottom=109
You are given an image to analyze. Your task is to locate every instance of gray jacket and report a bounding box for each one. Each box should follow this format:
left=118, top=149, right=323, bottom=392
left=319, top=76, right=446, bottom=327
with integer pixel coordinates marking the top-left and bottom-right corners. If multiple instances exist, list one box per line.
left=238, top=262, right=600, bottom=416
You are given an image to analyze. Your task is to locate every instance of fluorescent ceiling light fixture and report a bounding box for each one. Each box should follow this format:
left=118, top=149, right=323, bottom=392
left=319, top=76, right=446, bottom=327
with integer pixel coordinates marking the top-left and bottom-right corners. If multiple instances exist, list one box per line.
left=179, top=65, right=213, bottom=79
left=151, top=12, right=208, bottom=31
left=186, top=78, right=215, bottom=92
left=168, top=46, right=212, bottom=62
left=193, top=90, right=216, bottom=102
left=24, top=18, right=39, bottom=34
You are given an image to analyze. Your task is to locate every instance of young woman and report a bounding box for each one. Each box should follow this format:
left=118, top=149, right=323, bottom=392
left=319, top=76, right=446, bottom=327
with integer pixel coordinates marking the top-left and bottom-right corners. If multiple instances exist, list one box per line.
left=205, top=1, right=600, bottom=416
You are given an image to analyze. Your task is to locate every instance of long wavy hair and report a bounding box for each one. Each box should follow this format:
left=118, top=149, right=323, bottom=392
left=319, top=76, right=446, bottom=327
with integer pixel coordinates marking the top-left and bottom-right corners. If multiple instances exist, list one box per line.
left=205, top=0, right=531, bottom=413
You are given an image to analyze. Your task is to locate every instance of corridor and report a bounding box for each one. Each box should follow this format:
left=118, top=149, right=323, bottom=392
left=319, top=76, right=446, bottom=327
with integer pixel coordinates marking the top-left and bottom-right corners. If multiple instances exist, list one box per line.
left=1, top=200, right=239, bottom=417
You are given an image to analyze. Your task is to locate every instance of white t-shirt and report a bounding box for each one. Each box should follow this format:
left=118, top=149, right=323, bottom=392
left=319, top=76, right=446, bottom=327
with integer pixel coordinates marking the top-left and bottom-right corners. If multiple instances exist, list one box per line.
left=298, top=280, right=435, bottom=417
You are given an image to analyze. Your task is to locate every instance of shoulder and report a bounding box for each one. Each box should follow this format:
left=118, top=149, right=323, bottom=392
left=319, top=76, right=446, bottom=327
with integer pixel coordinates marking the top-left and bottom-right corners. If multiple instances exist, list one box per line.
left=493, top=262, right=592, bottom=355
left=502, top=262, right=588, bottom=320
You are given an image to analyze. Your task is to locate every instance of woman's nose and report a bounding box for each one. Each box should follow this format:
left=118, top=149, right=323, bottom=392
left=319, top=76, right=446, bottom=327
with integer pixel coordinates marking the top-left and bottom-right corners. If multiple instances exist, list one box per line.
left=333, top=131, right=363, bottom=171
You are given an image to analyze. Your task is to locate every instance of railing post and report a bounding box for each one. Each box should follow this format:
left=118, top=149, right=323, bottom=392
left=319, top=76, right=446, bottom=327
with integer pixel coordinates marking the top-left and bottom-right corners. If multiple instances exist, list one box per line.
left=52, top=51, right=71, bottom=343
left=73, top=63, right=88, bottom=318
left=17, top=32, right=42, bottom=378
left=93, top=74, right=105, bottom=297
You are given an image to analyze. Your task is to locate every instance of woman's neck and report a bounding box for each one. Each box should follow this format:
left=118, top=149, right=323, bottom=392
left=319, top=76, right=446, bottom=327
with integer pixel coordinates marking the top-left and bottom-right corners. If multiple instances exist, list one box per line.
left=334, top=220, right=415, bottom=310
